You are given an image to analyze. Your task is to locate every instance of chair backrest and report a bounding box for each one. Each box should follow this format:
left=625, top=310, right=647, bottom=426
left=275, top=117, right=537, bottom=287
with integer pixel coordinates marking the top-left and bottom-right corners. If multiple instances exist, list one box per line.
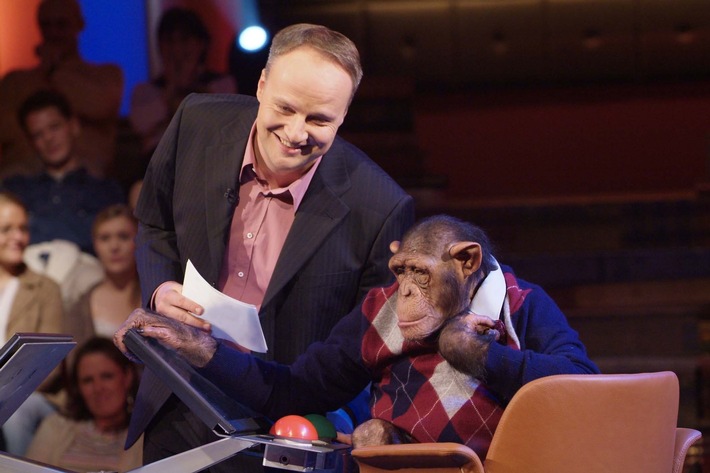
left=484, top=371, right=680, bottom=473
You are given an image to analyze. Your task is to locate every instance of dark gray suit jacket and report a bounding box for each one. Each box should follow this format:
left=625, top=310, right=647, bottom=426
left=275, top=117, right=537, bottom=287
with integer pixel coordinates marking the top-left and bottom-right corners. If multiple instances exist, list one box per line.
left=127, top=93, right=415, bottom=446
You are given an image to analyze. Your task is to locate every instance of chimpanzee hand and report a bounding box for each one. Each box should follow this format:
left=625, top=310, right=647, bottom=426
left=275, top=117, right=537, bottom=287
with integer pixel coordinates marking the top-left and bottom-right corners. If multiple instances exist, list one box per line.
left=114, top=308, right=217, bottom=368
left=438, top=312, right=499, bottom=379
left=352, top=418, right=414, bottom=448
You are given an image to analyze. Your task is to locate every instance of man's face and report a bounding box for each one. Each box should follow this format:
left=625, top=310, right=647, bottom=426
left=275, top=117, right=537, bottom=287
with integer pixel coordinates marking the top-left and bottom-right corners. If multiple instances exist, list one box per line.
left=254, top=47, right=353, bottom=188
left=24, top=107, right=79, bottom=171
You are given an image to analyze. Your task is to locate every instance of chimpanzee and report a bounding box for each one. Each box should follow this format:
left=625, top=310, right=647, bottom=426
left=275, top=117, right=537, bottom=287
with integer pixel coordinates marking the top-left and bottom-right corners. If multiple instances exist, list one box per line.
left=115, top=215, right=598, bottom=458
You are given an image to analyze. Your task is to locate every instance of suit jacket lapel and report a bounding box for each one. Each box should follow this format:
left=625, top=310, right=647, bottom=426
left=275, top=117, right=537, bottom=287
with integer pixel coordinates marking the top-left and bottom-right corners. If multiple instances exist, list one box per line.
left=262, top=144, right=351, bottom=310
left=203, top=112, right=254, bottom=283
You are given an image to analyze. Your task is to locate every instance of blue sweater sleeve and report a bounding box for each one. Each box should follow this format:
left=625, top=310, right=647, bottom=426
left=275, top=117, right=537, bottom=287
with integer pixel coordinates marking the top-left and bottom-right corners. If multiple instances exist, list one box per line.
left=484, top=279, right=600, bottom=403
left=198, top=305, right=373, bottom=420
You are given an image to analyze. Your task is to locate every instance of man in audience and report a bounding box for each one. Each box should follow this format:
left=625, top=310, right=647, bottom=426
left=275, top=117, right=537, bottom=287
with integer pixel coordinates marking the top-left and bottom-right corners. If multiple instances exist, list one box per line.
left=2, top=89, right=125, bottom=255
left=0, top=0, right=123, bottom=179
left=130, top=7, right=237, bottom=158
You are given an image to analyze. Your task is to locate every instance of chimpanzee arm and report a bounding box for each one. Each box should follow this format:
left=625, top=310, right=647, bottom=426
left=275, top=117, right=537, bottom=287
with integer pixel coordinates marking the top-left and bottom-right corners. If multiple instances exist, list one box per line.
left=197, top=304, right=373, bottom=420
left=482, top=280, right=600, bottom=403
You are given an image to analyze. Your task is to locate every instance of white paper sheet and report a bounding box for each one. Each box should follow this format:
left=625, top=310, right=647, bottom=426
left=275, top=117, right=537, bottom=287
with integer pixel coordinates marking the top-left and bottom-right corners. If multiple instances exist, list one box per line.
left=181, top=260, right=268, bottom=353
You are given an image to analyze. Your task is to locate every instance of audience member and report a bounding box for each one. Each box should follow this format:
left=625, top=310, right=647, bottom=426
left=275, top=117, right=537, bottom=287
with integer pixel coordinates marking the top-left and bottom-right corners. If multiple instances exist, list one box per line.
left=0, top=191, right=64, bottom=455
left=127, top=23, right=414, bottom=472
left=0, top=192, right=63, bottom=341
left=66, top=204, right=140, bottom=349
left=26, top=337, right=142, bottom=472
left=0, top=0, right=123, bottom=179
left=9, top=206, right=134, bottom=454
left=2, top=89, right=125, bottom=255
left=129, top=7, right=236, bottom=157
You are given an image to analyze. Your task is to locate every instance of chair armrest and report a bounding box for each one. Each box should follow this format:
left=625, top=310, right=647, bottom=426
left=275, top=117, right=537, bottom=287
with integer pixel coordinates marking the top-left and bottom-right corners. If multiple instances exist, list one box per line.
left=672, top=428, right=702, bottom=473
left=351, top=442, right=485, bottom=473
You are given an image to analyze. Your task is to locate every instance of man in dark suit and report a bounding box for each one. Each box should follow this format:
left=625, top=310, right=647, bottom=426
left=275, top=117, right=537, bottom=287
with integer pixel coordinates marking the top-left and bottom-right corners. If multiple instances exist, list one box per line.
left=125, top=23, right=415, bottom=471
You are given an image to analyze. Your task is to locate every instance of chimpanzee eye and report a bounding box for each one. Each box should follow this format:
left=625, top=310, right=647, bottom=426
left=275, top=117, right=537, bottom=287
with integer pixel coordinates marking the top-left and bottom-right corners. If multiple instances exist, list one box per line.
left=412, top=268, right=430, bottom=285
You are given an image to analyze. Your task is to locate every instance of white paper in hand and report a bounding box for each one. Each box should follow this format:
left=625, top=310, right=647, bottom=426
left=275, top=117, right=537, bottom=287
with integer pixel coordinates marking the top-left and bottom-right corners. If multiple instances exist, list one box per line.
left=182, top=260, right=268, bottom=353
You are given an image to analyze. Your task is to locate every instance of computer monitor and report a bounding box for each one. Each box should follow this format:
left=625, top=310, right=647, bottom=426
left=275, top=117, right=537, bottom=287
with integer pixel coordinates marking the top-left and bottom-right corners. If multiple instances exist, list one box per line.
left=0, top=333, right=75, bottom=426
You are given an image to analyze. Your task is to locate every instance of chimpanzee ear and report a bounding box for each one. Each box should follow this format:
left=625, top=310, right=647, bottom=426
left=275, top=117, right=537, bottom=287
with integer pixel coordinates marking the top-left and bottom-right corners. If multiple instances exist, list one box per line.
left=389, top=240, right=401, bottom=253
left=448, top=242, right=482, bottom=278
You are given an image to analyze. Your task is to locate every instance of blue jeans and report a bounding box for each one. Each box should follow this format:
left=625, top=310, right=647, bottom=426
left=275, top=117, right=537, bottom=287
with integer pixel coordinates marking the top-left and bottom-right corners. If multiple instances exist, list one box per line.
left=2, top=392, right=57, bottom=455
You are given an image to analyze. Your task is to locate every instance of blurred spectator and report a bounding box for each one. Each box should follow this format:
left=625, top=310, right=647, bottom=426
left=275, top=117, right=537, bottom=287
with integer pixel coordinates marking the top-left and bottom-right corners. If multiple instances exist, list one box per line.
left=66, top=204, right=140, bottom=349
left=0, top=191, right=64, bottom=455
left=129, top=7, right=236, bottom=157
left=0, top=0, right=123, bottom=179
left=26, top=337, right=142, bottom=472
left=2, top=89, right=125, bottom=255
left=0, top=191, right=63, bottom=349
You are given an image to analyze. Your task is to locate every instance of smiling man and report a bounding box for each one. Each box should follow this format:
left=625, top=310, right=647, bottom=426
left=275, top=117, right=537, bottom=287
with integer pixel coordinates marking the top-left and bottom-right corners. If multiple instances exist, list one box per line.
left=128, top=23, right=415, bottom=472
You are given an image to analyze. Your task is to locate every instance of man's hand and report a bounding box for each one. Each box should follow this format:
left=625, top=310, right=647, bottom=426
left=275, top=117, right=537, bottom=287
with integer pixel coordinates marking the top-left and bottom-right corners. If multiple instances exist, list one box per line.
left=153, top=281, right=210, bottom=331
left=114, top=308, right=218, bottom=368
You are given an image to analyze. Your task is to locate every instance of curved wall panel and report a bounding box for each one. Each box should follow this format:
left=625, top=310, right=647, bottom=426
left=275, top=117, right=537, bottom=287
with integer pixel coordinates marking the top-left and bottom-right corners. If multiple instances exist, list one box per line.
left=260, top=0, right=710, bottom=87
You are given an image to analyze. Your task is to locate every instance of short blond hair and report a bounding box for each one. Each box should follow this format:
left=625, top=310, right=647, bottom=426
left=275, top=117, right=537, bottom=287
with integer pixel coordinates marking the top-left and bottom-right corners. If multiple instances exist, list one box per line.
left=0, top=191, right=28, bottom=212
left=91, top=204, right=137, bottom=240
left=265, top=23, right=363, bottom=103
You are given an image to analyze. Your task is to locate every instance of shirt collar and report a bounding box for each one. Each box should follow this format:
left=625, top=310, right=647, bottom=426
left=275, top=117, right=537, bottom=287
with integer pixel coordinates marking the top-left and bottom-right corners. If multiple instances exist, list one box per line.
left=239, top=123, right=322, bottom=211
left=40, top=166, right=85, bottom=183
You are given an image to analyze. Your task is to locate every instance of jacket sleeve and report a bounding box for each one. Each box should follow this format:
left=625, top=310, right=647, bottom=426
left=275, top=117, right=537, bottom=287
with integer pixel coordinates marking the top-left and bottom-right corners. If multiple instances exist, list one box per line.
left=198, top=304, right=372, bottom=420
left=133, top=98, right=187, bottom=306
left=484, top=282, right=600, bottom=403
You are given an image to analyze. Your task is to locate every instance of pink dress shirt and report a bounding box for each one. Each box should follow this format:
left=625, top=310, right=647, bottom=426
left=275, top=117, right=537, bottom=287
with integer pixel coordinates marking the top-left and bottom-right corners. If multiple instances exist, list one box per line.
left=217, top=125, right=321, bottom=310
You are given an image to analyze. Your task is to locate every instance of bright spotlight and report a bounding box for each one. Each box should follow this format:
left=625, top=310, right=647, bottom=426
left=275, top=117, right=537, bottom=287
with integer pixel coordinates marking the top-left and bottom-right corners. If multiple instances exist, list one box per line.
left=238, top=26, right=268, bottom=52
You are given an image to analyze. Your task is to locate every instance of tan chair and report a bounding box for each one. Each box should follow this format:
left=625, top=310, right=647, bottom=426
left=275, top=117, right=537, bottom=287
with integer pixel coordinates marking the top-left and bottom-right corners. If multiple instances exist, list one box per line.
left=352, top=371, right=702, bottom=473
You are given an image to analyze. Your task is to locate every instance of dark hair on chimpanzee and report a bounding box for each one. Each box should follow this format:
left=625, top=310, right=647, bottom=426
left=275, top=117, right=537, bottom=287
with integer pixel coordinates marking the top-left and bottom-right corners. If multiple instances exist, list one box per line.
left=401, top=215, right=498, bottom=278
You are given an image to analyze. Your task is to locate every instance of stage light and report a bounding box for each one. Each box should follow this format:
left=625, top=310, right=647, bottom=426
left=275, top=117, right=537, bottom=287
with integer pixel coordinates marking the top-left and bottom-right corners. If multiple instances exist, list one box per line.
left=238, top=25, right=268, bottom=52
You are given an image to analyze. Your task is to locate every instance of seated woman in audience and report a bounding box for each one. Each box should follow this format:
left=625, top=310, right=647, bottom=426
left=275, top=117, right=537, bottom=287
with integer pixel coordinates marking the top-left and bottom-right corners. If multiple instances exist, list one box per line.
left=0, top=191, right=63, bottom=345
left=26, top=337, right=142, bottom=472
left=0, top=191, right=64, bottom=455
left=66, top=203, right=140, bottom=346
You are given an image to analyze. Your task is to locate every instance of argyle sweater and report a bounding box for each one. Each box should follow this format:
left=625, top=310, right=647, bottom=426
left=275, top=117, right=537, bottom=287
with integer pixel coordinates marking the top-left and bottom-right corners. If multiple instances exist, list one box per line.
left=360, top=279, right=521, bottom=456
left=200, top=266, right=600, bottom=460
